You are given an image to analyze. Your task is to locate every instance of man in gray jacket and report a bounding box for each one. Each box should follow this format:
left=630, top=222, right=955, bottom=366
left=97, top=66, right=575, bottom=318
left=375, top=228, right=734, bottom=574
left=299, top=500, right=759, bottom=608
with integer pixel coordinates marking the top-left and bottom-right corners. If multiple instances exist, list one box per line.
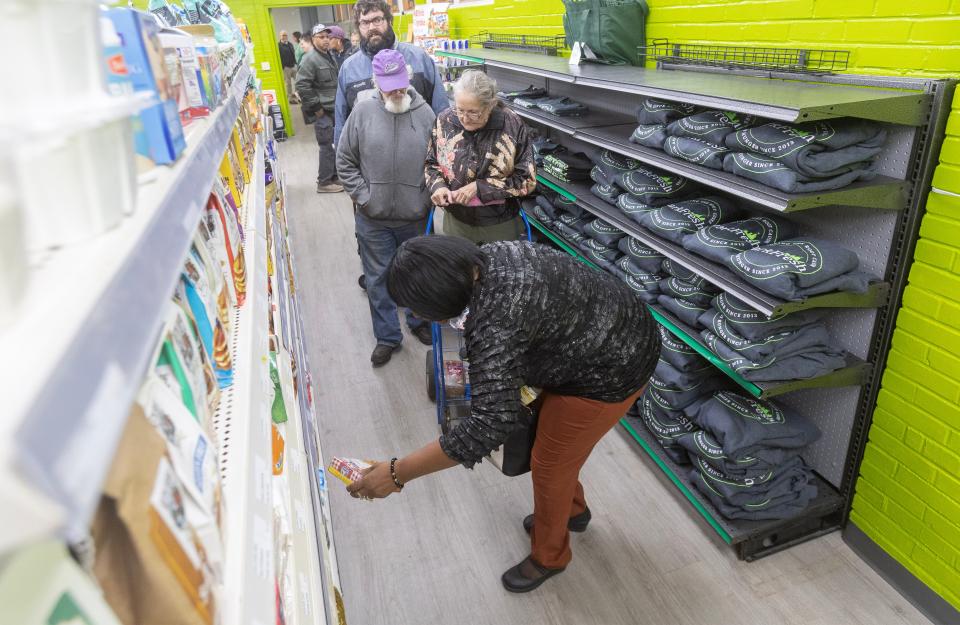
left=296, top=24, right=343, bottom=193
left=336, top=49, right=435, bottom=366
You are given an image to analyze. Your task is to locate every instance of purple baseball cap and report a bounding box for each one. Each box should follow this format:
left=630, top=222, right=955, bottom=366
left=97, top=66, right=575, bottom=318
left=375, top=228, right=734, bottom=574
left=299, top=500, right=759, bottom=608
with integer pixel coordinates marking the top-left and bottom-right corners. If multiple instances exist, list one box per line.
left=372, top=49, right=409, bottom=92
left=322, top=25, right=347, bottom=39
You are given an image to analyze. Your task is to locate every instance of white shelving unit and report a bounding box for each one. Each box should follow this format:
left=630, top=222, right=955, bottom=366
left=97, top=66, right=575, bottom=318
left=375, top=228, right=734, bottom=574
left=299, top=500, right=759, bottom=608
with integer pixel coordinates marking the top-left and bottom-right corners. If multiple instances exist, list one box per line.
left=0, top=61, right=252, bottom=548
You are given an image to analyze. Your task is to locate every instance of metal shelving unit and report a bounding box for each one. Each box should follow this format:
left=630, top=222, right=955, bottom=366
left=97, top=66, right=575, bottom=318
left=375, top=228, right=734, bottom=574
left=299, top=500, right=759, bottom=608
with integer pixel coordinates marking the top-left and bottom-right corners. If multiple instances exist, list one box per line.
left=489, top=48, right=956, bottom=558
left=620, top=415, right=845, bottom=560
left=0, top=61, right=252, bottom=547
left=537, top=172, right=890, bottom=317
left=436, top=48, right=931, bottom=125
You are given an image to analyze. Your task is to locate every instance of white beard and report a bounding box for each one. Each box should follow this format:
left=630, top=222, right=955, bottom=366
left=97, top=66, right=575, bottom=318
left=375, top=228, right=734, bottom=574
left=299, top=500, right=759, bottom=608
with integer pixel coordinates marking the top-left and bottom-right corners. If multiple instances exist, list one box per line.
left=384, top=92, right=412, bottom=114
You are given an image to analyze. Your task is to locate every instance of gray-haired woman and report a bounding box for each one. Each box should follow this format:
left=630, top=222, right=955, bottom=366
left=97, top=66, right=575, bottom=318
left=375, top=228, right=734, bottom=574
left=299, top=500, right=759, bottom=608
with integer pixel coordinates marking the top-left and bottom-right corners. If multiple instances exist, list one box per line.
left=425, top=70, right=537, bottom=244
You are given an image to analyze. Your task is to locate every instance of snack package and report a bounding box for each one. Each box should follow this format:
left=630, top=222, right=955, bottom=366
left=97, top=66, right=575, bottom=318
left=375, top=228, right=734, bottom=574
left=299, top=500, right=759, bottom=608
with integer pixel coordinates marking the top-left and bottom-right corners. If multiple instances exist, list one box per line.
left=204, top=191, right=247, bottom=307
left=327, top=458, right=372, bottom=486
left=443, top=359, right=467, bottom=398
left=181, top=245, right=233, bottom=388
left=165, top=302, right=219, bottom=424
left=272, top=424, right=285, bottom=476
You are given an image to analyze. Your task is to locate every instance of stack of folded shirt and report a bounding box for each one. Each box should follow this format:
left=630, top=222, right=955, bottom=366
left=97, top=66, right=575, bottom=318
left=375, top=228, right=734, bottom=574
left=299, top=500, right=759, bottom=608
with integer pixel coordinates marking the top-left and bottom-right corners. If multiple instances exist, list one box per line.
left=682, top=216, right=796, bottom=265
left=537, top=96, right=589, bottom=117
left=657, top=324, right=713, bottom=373
left=663, top=110, right=759, bottom=169
left=618, top=237, right=665, bottom=273
left=630, top=97, right=699, bottom=150
left=497, top=85, right=548, bottom=101
left=722, top=118, right=887, bottom=193
left=555, top=211, right=592, bottom=234
left=592, top=182, right=621, bottom=205
left=593, top=150, right=642, bottom=186
left=727, top=238, right=876, bottom=301
left=696, top=293, right=846, bottom=381
left=655, top=258, right=720, bottom=328
left=684, top=391, right=821, bottom=520
left=637, top=196, right=741, bottom=244
left=618, top=167, right=699, bottom=207
left=543, top=152, right=593, bottom=182
left=615, top=256, right=662, bottom=303
left=636, top=387, right=699, bottom=465
left=617, top=193, right=657, bottom=223
left=578, top=238, right=622, bottom=271
left=583, top=219, right=626, bottom=247
left=532, top=136, right=561, bottom=167
left=513, top=95, right=551, bottom=109
left=524, top=197, right=554, bottom=226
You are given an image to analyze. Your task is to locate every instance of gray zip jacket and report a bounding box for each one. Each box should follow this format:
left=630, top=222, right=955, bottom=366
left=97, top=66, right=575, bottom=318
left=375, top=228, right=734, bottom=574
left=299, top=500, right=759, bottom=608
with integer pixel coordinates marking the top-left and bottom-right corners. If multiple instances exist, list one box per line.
left=336, top=90, right=435, bottom=225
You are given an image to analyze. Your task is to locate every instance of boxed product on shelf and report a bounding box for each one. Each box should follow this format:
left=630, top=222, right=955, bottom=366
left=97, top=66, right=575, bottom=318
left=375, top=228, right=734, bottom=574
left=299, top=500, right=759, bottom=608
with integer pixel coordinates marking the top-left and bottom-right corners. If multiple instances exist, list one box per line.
left=92, top=408, right=220, bottom=625
left=0, top=541, right=123, bottom=625
left=107, top=7, right=186, bottom=165
left=158, top=28, right=211, bottom=124
left=12, top=111, right=135, bottom=251
left=0, top=182, right=24, bottom=326
left=0, top=0, right=107, bottom=110
left=180, top=25, right=225, bottom=109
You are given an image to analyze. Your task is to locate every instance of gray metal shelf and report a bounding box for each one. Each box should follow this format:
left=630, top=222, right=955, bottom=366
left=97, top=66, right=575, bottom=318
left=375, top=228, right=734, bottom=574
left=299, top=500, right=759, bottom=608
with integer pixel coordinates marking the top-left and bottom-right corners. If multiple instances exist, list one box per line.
left=620, top=415, right=845, bottom=560
left=437, top=48, right=930, bottom=126
left=649, top=304, right=872, bottom=398
left=537, top=172, right=890, bottom=317
left=13, top=63, right=253, bottom=538
left=576, top=124, right=908, bottom=212
left=508, top=104, right=633, bottom=134
left=527, top=211, right=872, bottom=398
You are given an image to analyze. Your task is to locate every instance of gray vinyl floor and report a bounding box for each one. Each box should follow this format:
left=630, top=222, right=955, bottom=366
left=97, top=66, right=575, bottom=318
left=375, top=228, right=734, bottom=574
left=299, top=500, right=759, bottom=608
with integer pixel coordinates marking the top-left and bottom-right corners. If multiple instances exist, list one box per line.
left=278, top=109, right=931, bottom=625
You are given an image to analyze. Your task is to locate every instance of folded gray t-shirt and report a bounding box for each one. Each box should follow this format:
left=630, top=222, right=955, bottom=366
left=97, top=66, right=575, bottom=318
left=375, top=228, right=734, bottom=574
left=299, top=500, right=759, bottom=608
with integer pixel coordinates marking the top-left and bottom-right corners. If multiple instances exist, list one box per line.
left=638, top=196, right=741, bottom=244
left=583, top=218, right=627, bottom=246
left=724, top=118, right=886, bottom=179
left=653, top=356, right=723, bottom=391
left=530, top=203, right=554, bottom=226
left=617, top=193, right=657, bottom=223
left=728, top=238, right=874, bottom=300
left=640, top=389, right=700, bottom=443
left=555, top=195, right=585, bottom=218
left=533, top=195, right=559, bottom=220
left=554, top=222, right=587, bottom=245
left=682, top=216, right=796, bottom=265
left=702, top=332, right=847, bottom=381
left=631, top=124, right=668, bottom=149
left=723, top=152, right=876, bottom=193
left=618, top=167, right=697, bottom=207
left=664, top=136, right=730, bottom=170
left=658, top=259, right=694, bottom=282
left=637, top=97, right=699, bottom=125
left=622, top=268, right=662, bottom=303
left=667, top=110, right=759, bottom=146
left=658, top=294, right=710, bottom=328
left=659, top=276, right=720, bottom=307
left=691, top=466, right=819, bottom=520
left=711, top=293, right=823, bottom=340
left=618, top=237, right=665, bottom=273
left=691, top=391, right=821, bottom=456
left=678, top=430, right=792, bottom=478
left=591, top=183, right=621, bottom=206
left=557, top=212, right=593, bottom=233
left=699, top=310, right=833, bottom=362
left=657, top=324, right=713, bottom=373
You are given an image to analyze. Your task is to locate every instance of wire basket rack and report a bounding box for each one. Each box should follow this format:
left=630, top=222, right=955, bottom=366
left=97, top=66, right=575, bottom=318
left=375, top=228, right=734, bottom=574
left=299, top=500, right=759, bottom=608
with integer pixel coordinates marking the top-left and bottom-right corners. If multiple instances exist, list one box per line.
left=473, top=32, right=567, bottom=56
left=641, top=39, right=851, bottom=74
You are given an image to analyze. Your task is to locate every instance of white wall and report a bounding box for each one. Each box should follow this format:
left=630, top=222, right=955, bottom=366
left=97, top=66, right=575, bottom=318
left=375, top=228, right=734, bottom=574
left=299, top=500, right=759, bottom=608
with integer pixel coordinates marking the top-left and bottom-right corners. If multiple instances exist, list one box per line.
left=270, top=7, right=308, bottom=41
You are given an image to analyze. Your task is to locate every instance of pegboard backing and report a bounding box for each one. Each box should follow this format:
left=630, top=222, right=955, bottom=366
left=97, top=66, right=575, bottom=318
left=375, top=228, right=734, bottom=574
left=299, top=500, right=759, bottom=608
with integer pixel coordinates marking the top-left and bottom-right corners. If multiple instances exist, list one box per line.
left=774, top=387, right=862, bottom=488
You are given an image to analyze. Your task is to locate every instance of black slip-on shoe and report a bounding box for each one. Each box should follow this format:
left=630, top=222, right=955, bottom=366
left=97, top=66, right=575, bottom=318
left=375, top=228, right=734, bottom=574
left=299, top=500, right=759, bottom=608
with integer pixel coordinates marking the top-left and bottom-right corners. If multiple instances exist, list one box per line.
left=501, top=556, right=565, bottom=593
left=523, top=507, right=591, bottom=534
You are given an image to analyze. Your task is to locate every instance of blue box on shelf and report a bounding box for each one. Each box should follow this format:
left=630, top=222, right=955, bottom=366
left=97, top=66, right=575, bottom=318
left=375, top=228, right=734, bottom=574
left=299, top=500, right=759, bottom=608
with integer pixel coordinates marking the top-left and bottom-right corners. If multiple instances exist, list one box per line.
left=107, top=8, right=186, bottom=165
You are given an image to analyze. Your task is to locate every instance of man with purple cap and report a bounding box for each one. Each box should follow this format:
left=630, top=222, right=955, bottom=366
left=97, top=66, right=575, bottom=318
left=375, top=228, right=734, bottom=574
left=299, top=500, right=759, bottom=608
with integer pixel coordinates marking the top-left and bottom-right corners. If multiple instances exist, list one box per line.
left=336, top=49, right=436, bottom=366
left=321, top=25, right=356, bottom=67
left=296, top=23, right=343, bottom=193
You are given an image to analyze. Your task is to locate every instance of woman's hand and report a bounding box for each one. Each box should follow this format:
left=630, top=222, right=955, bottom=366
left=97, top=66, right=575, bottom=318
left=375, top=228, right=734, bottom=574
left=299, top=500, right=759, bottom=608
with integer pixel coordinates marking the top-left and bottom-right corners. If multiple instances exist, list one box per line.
left=346, top=461, right=401, bottom=500
left=451, top=181, right=479, bottom=205
left=431, top=187, right=453, bottom=207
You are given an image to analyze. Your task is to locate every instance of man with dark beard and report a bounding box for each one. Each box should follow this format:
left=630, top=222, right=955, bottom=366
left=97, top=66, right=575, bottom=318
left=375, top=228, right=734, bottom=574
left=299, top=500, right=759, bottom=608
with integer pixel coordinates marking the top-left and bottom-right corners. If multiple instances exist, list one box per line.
left=333, top=0, right=449, bottom=146
left=335, top=50, right=437, bottom=365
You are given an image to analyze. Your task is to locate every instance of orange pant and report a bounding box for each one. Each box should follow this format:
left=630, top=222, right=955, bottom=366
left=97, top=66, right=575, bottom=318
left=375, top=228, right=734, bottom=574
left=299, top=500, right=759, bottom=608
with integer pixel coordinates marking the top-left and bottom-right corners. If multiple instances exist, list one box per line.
left=530, top=388, right=644, bottom=569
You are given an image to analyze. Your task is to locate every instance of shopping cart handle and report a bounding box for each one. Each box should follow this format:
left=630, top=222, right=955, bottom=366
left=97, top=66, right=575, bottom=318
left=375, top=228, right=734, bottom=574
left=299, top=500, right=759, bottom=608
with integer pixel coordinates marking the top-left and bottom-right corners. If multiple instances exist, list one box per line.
left=426, top=207, right=436, bottom=235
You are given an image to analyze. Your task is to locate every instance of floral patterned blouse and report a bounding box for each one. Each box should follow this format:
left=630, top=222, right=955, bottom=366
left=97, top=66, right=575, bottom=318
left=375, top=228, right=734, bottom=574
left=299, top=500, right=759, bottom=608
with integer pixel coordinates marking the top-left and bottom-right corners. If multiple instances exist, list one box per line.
left=424, top=103, right=537, bottom=227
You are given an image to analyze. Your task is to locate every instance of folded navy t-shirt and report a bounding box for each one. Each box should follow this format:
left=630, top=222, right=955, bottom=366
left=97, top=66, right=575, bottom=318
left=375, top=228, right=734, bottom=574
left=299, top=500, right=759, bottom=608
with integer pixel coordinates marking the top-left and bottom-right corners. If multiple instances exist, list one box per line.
left=618, top=167, right=697, bottom=207
left=691, top=391, right=821, bottom=456
left=711, top=293, right=823, bottom=340
left=663, top=136, right=730, bottom=170
left=583, top=218, right=627, bottom=246
left=631, top=123, right=668, bottom=149
left=638, top=196, right=741, bottom=244
left=618, top=237, right=665, bottom=273
left=636, top=97, right=699, bottom=125
left=667, top=110, right=759, bottom=146
left=682, top=216, right=796, bottom=265
left=657, top=324, right=713, bottom=373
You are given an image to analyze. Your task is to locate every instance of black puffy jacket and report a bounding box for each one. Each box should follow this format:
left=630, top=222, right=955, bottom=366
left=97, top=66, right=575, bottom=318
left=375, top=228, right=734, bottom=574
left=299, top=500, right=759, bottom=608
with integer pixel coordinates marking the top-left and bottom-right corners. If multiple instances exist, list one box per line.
left=441, top=241, right=660, bottom=467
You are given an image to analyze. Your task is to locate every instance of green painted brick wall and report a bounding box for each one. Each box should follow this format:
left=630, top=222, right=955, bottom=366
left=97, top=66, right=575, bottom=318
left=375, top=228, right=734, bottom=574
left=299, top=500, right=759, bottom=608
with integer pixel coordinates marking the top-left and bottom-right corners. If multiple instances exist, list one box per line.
left=447, top=0, right=960, bottom=610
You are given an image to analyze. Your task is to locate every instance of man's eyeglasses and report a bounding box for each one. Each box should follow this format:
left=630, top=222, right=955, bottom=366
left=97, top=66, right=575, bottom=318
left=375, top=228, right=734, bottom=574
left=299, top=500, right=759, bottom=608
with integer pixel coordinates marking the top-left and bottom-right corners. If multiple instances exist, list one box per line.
left=359, top=15, right=386, bottom=28
left=453, top=106, right=486, bottom=121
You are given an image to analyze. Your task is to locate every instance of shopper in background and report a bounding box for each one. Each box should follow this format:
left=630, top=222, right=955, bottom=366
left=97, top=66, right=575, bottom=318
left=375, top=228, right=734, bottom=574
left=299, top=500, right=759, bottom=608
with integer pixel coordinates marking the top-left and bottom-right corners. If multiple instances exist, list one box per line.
left=278, top=30, right=298, bottom=104
left=292, top=31, right=305, bottom=66
left=334, top=0, right=449, bottom=147
left=297, top=31, right=314, bottom=59
left=426, top=71, right=536, bottom=243
left=323, top=25, right=355, bottom=67
left=350, top=30, right=361, bottom=51
left=297, top=24, right=344, bottom=194
left=336, top=49, right=436, bottom=365
left=347, top=236, right=660, bottom=592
